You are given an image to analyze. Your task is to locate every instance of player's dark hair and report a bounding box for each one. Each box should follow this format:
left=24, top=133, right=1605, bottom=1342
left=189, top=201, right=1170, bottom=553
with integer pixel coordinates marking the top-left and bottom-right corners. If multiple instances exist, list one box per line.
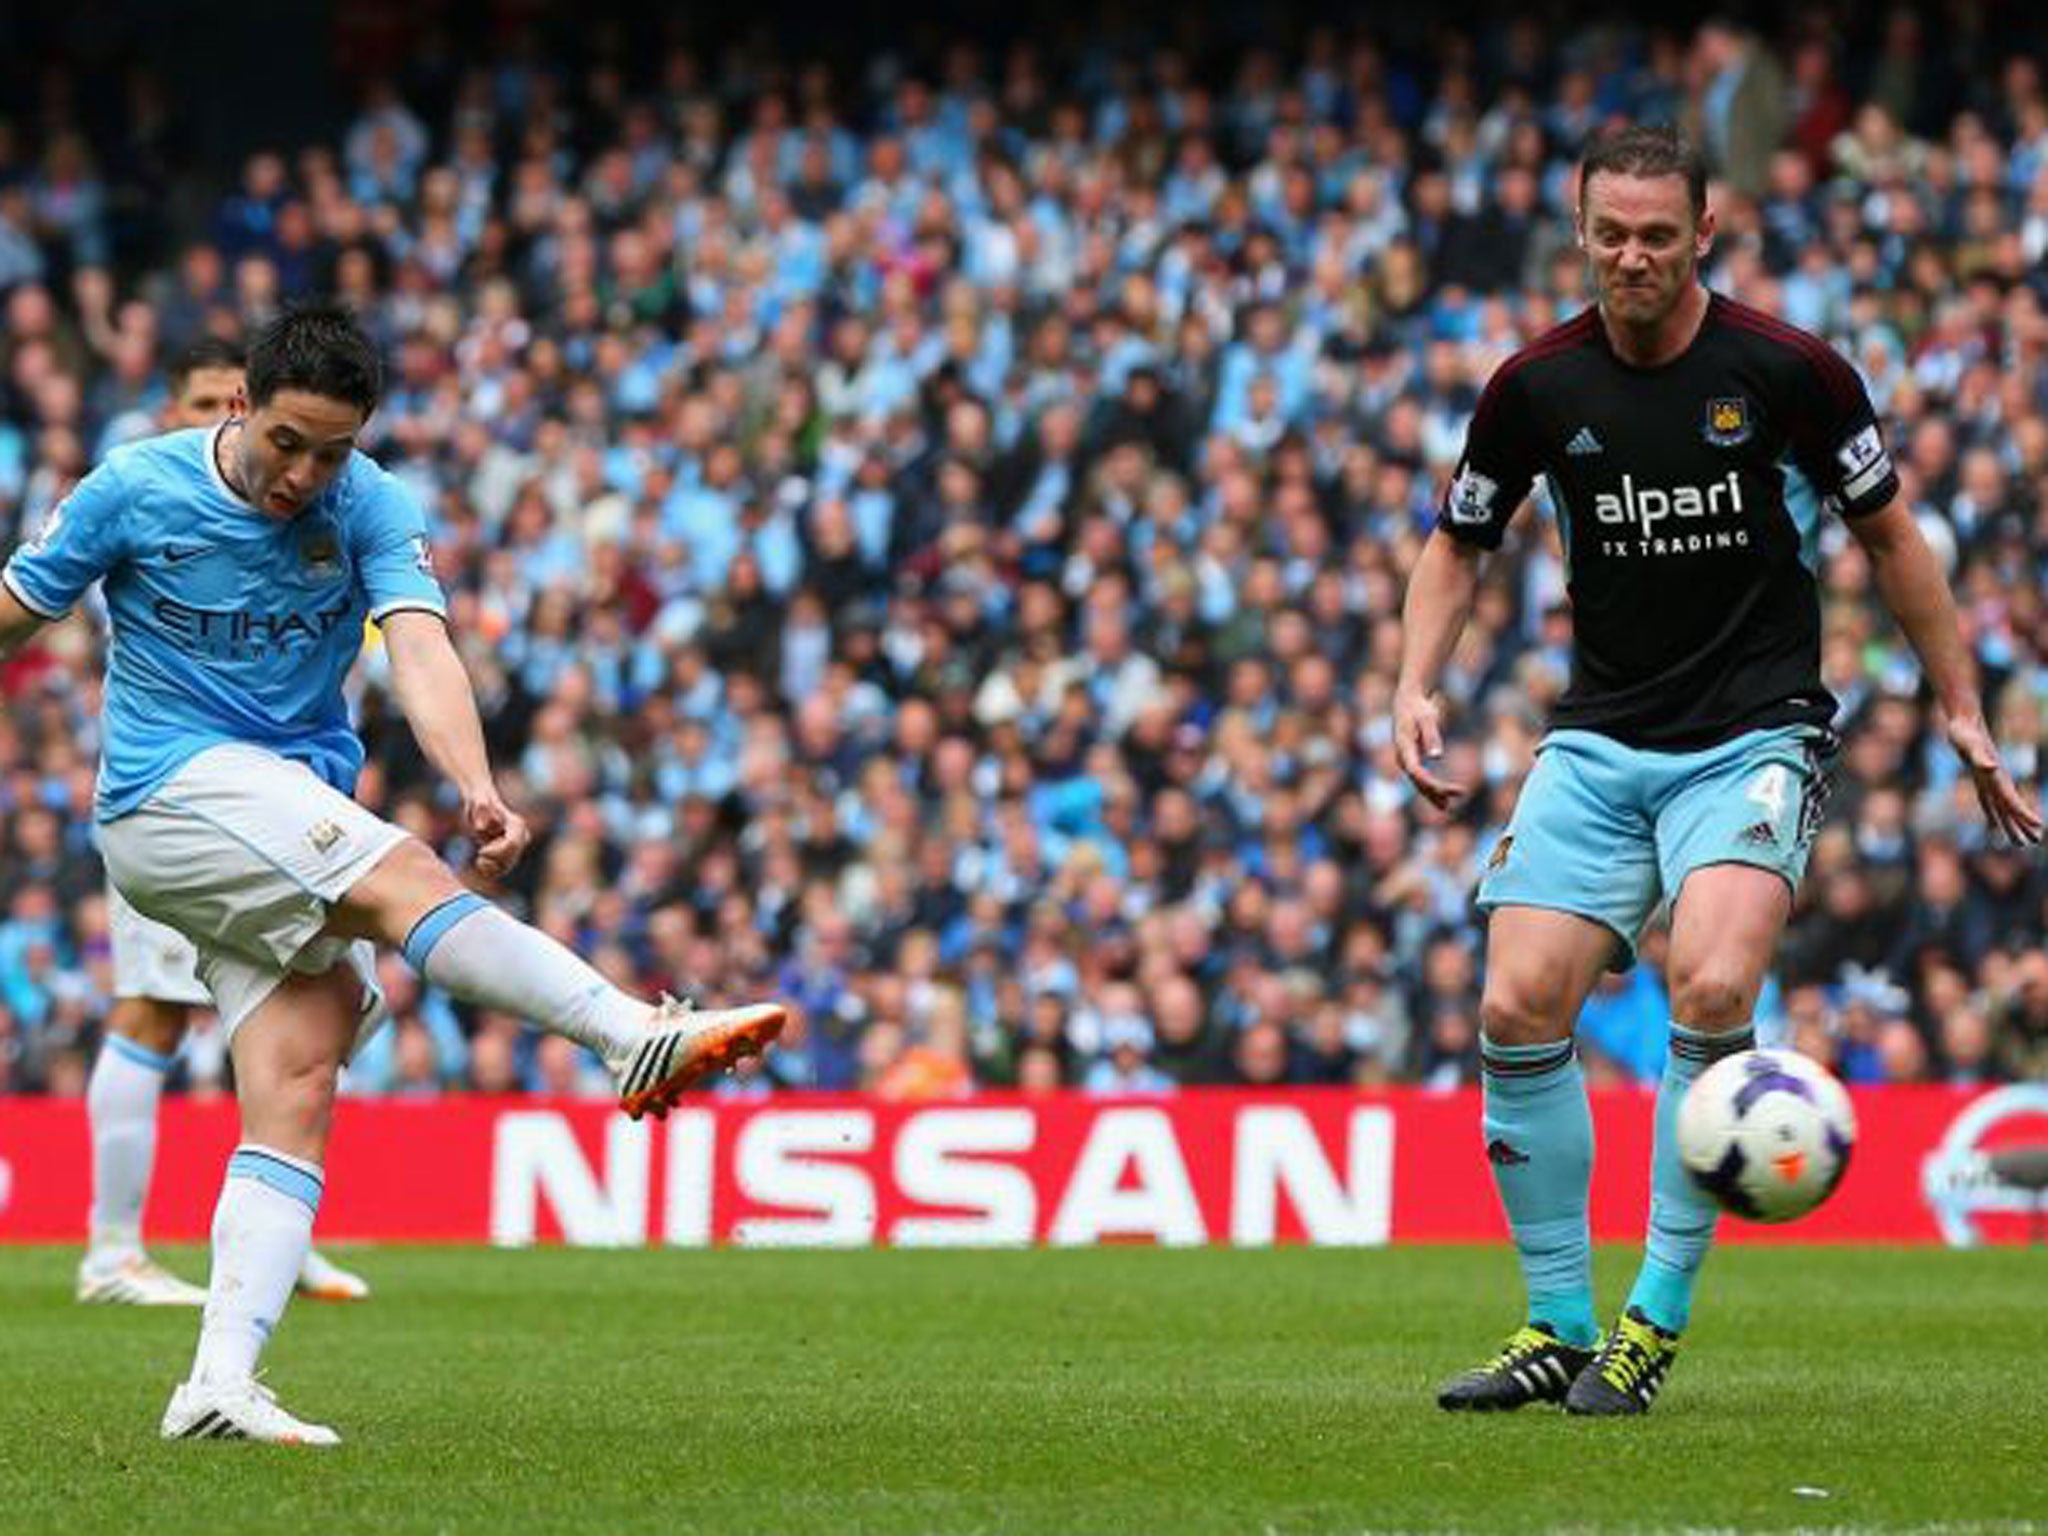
left=245, top=300, right=382, bottom=415
left=1579, top=123, right=1708, bottom=221
left=168, top=335, right=246, bottom=392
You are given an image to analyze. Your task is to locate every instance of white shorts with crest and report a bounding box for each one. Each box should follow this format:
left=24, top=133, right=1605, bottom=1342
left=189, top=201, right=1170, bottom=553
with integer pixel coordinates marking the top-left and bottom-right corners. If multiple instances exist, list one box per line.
left=98, top=743, right=400, bottom=1050
left=107, top=880, right=211, bottom=1006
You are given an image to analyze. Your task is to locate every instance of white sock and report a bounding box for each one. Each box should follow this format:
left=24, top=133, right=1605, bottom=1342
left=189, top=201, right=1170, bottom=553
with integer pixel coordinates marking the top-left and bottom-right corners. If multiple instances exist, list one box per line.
left=404, top=895, right=646, bottom=1057
left=86, top=1035, right=173, bottom=1258
left=190, top=1145, right=321, bottom=1386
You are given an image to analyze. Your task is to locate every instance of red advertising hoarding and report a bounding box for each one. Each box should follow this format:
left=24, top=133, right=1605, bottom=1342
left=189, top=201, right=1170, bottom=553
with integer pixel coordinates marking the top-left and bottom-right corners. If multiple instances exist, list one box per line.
left=1, top=1087, right=2042, bottom=1247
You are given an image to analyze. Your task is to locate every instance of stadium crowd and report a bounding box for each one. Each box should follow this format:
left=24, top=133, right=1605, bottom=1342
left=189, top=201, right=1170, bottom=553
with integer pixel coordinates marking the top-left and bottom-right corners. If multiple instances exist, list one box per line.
left=3, top=10, right=2048, bottom=1101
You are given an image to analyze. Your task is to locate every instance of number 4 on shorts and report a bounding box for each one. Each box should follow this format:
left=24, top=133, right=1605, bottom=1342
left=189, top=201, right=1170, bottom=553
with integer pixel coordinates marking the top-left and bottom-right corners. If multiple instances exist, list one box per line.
left=1746, top=763, right=1789, bottom=823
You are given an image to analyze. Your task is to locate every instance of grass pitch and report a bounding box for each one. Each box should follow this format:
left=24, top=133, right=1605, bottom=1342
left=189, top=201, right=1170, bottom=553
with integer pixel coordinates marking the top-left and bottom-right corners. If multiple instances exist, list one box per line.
left=0, top=1244, right=2041, bottom=1535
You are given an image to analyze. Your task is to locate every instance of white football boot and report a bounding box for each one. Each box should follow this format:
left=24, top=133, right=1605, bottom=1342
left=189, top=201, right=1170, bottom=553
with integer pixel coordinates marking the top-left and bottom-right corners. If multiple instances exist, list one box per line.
left=607, top=997, right=787, bottom=1120
left=76, top=1251, right=207, bottom=1307
left=160, top=1376, right=340, bottom=1446
left=296, top=1249, right=371, bottom=1302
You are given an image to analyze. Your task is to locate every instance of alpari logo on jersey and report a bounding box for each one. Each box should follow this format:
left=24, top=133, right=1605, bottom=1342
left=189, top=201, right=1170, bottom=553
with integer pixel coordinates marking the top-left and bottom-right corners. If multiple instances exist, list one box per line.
left=1593, top=470, right=1745, bottom=533
left=1592, top=470, right=1754, bottom=560
left=1704, top=396, right=1753, bottom=447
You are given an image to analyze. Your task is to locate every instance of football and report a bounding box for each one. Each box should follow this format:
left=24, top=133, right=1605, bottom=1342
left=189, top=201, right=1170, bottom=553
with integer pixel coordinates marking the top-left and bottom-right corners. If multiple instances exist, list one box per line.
left=1676, top=1049, right=1858, bottom=1223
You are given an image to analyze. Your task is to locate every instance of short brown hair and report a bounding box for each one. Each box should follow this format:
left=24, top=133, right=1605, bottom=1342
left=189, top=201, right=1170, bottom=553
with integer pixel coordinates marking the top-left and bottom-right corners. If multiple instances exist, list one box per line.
left=167, top=335, right=246, bottom=393
left=1579, top=123, right=1707, bottom=221
left=246, top=300, right=382, bottom=415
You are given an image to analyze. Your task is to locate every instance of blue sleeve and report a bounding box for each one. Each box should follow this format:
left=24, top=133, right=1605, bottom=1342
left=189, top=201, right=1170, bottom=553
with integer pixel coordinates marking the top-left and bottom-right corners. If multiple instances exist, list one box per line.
left=2, top=460, right=131, bottom=618
left=349, top=462, right=447, bottom=621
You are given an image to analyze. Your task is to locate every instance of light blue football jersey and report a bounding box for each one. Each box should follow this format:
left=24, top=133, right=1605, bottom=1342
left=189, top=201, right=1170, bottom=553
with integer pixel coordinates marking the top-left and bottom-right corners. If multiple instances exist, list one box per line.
left=3, top=424, right=446, bottom=820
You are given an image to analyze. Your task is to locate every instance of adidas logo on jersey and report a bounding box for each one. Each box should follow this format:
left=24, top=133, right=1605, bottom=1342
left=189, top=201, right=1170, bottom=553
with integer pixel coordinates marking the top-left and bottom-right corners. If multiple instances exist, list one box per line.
left=1566, top=427, right=1604, bottom=456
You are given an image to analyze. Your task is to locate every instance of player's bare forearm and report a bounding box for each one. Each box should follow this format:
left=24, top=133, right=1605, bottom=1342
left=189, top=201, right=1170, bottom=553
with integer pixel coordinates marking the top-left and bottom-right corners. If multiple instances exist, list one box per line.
left=1851, top=500, right=2042, bottom=842
left=1396, top=530, right=1484, bottom=701
left=0, top=585, right=48, bottom=661
left=1392, top=530, right=1487, bottom=808
left=1850, top=502, right=1977, bottom=719
left=380, top=609, right=499, bottom=803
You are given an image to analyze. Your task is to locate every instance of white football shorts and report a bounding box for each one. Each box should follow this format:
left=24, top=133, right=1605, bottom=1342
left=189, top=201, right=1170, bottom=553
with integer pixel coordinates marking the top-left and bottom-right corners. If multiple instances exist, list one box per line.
left=98, top=743, right=401, bottom=1051
left=107, top=879, right=212, bottom=1006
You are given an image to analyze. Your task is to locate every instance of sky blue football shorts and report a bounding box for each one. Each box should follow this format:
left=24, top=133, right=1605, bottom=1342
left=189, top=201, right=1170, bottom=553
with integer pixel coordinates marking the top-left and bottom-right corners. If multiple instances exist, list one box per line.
left=1477, top=723, right=1838, bottom=968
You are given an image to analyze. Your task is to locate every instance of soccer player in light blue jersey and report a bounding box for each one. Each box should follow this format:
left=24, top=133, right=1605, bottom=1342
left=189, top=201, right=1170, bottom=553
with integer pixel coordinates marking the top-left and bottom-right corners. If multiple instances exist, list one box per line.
left=0, top=302, right=786, bottom=1446
left=79, top=336, right=371, bottom=1310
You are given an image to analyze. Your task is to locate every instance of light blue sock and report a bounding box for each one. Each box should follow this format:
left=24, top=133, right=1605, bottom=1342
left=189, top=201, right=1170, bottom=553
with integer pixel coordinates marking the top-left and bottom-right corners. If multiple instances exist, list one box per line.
left=1628, top=1021, right=1755, bottom=1334
left=1481, top=1035, right=1597, bottom=1348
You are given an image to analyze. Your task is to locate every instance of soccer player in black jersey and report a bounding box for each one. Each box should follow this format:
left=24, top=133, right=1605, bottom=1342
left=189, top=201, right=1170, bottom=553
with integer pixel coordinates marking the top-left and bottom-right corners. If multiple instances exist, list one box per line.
left=1396, top=124, right=2041, bottom=1415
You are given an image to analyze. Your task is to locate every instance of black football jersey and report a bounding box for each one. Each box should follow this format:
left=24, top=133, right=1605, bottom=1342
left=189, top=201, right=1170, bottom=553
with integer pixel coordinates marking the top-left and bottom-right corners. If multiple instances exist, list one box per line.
left=1440, top=292, right=1899, bottom=749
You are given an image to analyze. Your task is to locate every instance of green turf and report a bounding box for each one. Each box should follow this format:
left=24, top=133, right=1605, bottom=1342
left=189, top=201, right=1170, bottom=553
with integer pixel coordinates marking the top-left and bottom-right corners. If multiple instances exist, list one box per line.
left=0, top=1245, right=2042, bottom=1535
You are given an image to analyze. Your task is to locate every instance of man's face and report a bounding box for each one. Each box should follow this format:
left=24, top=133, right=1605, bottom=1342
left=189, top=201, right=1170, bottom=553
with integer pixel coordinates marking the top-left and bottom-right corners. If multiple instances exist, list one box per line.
left=231, top=388, right=366, bottom=517
left=164, top=365, right=244, bottom=430
left=1577, top=170, right=1712, bottom=328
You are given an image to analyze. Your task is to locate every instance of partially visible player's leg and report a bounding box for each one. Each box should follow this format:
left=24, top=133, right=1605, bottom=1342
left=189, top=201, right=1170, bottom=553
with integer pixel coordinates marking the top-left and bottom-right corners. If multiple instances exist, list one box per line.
left=325, top=838, right=785, bottom=1119
left=1441, top=735, right=1659, bottom=1412
left=82, top=1000, right=193, bottom=1303
left=1626, top=862, right=1784, bottom=1333
left=1437, top=905, right=1616, bottom=1410
left=1572, top=728, right=1821, bottom=1415
left=80, top=884, right=209, bottom=1305
left=163, top=960, right=358, bottom=1446
left=96, top=752, right=379, bottom=1442
left=91, top=847, right=368, bottom=1303
left=1477, top=906, right=1617, bottom=1346
left=1568, top=864, right=1787, bottom=1417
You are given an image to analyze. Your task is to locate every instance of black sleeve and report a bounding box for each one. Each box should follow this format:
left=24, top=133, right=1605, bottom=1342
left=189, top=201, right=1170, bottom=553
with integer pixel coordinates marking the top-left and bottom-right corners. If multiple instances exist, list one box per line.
left=1437, top=361, right=1541, bottom=550
left=1786, top=341, right=1900, bottom=520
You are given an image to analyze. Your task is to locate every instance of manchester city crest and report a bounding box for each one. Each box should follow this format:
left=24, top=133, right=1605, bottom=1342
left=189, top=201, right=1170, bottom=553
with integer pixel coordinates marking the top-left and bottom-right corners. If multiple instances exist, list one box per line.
left=1704, top=396, right=1752, bottom=447
left=298, top=520, right=343, bottom=579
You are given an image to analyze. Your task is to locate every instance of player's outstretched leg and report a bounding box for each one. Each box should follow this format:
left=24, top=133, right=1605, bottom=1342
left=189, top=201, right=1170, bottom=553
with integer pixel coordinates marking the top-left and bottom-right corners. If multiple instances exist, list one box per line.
left=79, top=1028, right=207, bottom=1306
left=606, top=994, right=786, bottom=1120
left=389, top=884, right=785, bottom=1120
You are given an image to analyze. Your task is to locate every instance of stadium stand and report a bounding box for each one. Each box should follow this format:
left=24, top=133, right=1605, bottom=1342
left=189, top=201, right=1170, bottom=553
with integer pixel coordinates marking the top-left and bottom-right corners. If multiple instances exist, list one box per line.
left=2, top=10, right=2046, bottom=1099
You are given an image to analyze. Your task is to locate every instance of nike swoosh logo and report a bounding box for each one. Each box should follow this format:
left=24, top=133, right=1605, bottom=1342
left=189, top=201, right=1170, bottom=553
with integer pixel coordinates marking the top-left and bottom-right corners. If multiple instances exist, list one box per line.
left=163, top=546, right=209, bottom=563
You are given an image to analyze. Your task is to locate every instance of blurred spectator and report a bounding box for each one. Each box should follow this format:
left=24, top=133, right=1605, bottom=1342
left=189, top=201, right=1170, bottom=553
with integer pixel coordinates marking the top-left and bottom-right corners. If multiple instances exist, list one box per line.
left=1690, top=20, right=1790, bottom=198
left=1082, top=1016, right=1175, bottom=1095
